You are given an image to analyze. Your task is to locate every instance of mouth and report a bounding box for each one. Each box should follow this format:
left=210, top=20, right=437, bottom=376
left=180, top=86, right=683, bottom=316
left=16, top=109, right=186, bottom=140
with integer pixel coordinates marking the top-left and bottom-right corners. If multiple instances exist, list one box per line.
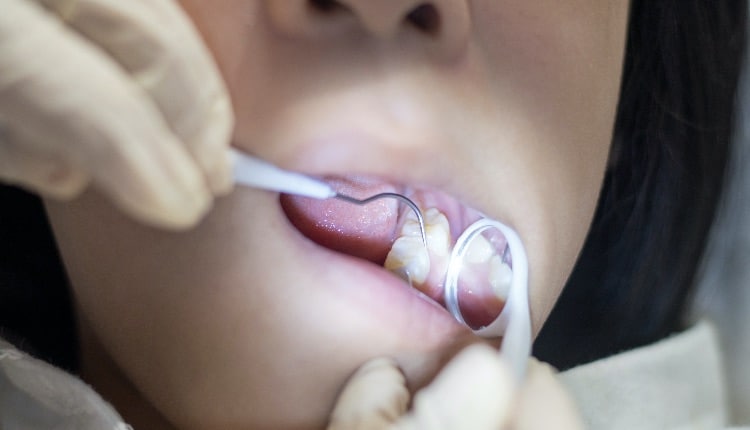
left=280, top=175, right=513, bottom=332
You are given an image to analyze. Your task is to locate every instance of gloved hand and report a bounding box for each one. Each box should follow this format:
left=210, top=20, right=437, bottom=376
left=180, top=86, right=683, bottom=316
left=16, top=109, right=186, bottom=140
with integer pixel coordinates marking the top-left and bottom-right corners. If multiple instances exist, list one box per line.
left=328, top=344, right=583, bottom=430
left=0, top=0, right=233, bottom=229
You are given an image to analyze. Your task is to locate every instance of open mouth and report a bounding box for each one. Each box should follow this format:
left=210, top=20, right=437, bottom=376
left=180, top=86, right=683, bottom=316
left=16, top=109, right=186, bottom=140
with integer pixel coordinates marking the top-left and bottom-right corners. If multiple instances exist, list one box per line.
left=280, top=175, right=513, bottom=332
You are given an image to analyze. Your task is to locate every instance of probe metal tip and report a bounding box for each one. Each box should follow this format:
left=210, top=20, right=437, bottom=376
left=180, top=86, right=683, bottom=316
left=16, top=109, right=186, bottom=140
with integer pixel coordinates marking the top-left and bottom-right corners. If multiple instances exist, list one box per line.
left=333, top=192, right=428, bottom=248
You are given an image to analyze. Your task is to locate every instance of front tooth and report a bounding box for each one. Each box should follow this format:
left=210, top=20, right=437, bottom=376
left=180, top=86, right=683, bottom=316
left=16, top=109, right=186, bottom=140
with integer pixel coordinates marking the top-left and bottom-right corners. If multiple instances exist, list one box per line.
left=385, top=235, right=430, bottom=285
left=488, top=255, right=513, bottom=300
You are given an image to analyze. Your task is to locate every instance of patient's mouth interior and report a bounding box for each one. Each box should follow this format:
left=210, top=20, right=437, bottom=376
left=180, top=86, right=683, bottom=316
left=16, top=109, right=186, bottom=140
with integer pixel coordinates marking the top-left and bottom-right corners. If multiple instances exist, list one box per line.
left=280, top=177, right=512, bottom=332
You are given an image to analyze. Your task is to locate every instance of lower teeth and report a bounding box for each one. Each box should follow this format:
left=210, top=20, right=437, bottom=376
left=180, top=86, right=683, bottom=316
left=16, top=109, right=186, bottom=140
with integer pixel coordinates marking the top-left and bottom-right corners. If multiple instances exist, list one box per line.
left=489, top=252, right=513, bottom=300
left=383, top=207, right=513, bottom=313
left=384, top=234, right=430, bottom=285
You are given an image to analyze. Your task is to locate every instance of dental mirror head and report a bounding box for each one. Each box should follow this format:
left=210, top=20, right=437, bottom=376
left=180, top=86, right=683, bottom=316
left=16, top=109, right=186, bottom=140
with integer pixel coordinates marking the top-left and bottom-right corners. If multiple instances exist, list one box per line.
left=444, top=218, right=531, bottom=379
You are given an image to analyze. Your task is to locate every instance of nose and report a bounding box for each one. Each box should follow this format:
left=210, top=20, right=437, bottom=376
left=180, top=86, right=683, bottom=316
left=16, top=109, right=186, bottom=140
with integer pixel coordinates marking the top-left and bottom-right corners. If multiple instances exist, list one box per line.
left=266, top=0, right=470, bottom=59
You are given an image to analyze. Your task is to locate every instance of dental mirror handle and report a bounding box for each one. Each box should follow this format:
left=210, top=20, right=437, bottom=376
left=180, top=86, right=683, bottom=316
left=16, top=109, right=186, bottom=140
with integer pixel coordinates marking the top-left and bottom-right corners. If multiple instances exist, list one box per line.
left=230, top=148, right=336, bottom=199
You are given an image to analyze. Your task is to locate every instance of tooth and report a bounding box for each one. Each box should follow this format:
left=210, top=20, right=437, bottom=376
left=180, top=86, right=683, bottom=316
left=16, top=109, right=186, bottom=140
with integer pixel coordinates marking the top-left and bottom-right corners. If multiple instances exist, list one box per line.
left=424, top=208, right=450, bottom=257
left=385, top=235, right=430, bottom=285
left=384, top=207, right=451, bottom=286
left=465, top=234, right=495, bottom=264
left=400, top=218, right=424, bottom=238
left=488, top=255, right=513, bottom=300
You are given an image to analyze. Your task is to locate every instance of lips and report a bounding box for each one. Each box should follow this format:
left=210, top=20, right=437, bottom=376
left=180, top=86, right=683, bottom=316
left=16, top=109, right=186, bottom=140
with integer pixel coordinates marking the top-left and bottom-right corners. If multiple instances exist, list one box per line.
left=280, top=175, right=509, bottom=332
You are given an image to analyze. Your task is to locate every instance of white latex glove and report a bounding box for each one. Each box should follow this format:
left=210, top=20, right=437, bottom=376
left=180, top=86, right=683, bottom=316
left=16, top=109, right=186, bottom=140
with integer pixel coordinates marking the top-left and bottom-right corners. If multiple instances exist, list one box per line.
left=328, top=344, right=583, bottom=430
left=0, top=0, right=234, bottom=229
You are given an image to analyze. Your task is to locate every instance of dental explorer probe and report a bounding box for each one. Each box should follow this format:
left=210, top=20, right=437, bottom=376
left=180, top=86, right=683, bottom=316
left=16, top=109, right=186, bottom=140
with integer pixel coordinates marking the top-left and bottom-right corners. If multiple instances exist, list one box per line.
left=230, top=149, right=427, bottom=247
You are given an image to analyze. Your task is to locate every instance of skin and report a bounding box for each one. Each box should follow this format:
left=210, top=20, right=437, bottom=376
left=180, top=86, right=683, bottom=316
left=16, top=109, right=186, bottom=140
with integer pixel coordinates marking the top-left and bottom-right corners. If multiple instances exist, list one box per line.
left=44, top=1, right=629, bottom=429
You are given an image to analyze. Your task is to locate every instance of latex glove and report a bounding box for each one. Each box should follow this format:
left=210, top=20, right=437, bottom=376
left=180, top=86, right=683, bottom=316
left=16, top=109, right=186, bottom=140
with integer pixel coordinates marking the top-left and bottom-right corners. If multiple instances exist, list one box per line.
left=0, top=0, right=233, bottom=229
left=328, top=344, right=583, bottom=430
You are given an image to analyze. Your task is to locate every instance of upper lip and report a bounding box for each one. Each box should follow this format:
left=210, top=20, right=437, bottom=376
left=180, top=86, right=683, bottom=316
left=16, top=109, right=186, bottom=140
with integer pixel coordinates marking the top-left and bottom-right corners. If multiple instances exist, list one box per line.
left=246, top=126, right=460, bottom=201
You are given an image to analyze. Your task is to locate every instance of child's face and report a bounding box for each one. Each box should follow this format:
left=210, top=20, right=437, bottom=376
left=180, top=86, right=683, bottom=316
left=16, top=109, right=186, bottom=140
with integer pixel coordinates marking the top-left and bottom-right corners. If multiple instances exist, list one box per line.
left=46, top=2, right=629, bottom=429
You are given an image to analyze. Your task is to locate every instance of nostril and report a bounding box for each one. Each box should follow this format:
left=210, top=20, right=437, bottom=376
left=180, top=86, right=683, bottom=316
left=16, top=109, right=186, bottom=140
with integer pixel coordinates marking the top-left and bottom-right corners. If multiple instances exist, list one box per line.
left=304, top=1, right=445, bottom=40
left=407, top=4, right=441, bottom=35
left=308, top=0, right=347, bottom=14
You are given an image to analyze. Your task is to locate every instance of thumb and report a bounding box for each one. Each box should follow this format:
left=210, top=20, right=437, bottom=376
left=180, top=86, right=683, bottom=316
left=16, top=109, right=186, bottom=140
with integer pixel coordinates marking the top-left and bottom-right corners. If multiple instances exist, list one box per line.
left=395, top=344, right=515, bottom=430
left=327, top=358, right=410, bottom=430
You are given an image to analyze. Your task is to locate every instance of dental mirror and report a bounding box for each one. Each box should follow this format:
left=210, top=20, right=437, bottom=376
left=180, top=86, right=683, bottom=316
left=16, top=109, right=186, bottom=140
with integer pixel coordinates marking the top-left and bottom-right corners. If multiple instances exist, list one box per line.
left=444, top=218, right=531, bottom=379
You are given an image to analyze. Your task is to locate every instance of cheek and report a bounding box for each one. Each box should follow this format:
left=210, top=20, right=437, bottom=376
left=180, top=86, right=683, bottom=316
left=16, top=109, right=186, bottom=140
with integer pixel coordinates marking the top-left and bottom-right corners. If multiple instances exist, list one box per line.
left=177, top=0, right=260, bottom=105
left=45, top=191, right=463, bottom=429
left=469, top=1, right=628, bottom=329
left=45, top=194, right=342, bottom=428
left=479, top=117, right=611, bottom=334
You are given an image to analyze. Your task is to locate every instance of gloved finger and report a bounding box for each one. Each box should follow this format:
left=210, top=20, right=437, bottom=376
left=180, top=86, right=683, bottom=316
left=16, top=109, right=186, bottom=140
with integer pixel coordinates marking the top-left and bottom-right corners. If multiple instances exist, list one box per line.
left=395, top=344, right=514, bottom=430
left=37, top=0, right=235, bottom=194
left=0, top=0, right=211, bottom=229
left=327, top=358, right=410, bottom=430
left=514, top=359, right=583, bottom=430
left=0, top=135, right=88, bottom=199
left=0, top=120, right=205, bottom=227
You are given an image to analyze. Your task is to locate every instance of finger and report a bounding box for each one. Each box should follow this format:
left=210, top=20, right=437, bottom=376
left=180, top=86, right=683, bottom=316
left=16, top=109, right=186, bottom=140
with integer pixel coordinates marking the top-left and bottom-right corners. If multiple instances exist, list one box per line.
left=396, top=344, right=514, bottom=430
left=327, top=358, right=410, bottom=430
left=0, top=132, right=88, bottom=199
left=514, top=359, right=584, bottom=430
left=400, top=332, right=489, bottom=395
left=0, top=0, right=211, bottom=229
left=38, top=0, right=235, bottom=194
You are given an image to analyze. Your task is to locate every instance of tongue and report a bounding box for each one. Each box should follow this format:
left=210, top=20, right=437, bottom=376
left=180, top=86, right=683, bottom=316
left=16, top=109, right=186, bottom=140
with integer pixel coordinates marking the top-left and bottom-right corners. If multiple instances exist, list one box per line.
left=280, top=177, right=401, bottom=264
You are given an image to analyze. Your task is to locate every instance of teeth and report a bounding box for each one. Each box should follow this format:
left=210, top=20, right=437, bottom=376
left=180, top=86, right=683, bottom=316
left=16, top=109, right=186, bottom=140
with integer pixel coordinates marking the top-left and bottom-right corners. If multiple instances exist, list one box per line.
left=464, top=234, right=495, bottom=264
left=385, top=205, right=514, bottom=304
left=488, top=255, right=513, bottom=300
left=384, top=235, right=430, bottom=284
left=384, top=207, right=450, bottom=286
left=423, top=208, right=450, bottom=257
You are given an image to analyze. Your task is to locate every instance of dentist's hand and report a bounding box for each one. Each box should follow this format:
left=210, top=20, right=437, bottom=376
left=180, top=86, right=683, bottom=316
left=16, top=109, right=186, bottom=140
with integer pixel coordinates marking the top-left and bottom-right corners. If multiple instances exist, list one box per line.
left=0, top=0, right=233, bottom=229
left=328, top=344, right=583, bottom=430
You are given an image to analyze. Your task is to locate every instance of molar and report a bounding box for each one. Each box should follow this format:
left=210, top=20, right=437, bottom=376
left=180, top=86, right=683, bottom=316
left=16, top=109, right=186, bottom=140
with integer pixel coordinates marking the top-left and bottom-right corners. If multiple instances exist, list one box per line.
left=384, top=207, right=451, bottom=286
left=488, top=254, right=513, bottom=300
left=423, top=208, right=450, bottom=257
left=464, top=234, right=495, bottom=264
left=384, top=235, right=430, bottom=284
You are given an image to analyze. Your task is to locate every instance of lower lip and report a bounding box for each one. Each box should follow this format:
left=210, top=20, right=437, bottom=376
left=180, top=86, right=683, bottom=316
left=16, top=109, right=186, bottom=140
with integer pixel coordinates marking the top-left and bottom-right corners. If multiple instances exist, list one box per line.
left=274, top=197, right=468, bottom=343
